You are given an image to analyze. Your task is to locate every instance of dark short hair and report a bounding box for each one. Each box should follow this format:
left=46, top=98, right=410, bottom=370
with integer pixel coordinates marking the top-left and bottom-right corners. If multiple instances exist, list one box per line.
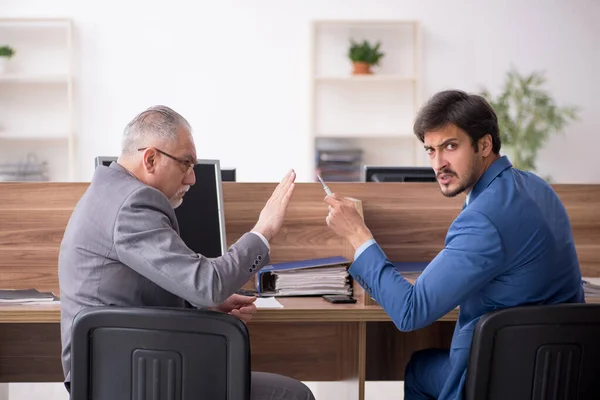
left=413, top=90, right=501, bottom=153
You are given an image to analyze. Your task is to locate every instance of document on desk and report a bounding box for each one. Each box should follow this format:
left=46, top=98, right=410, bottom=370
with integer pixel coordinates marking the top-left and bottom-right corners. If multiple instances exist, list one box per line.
left=254, top=297, right=284, bottom=309
left=0, top=289, right=58, bottom=304
left=582, top=277, right=600, bottom=297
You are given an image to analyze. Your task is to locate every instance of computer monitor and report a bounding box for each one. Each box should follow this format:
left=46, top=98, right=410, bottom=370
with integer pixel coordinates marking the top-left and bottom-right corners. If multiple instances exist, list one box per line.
left=95, top=156, right=117, bottom=168
left=221, top=168, right=236, bottom=182
left=363, top=166, right=437, bottom=182
left=93, top=155, right=227, bottom=257
left=175, top=160, right=227, bottom=258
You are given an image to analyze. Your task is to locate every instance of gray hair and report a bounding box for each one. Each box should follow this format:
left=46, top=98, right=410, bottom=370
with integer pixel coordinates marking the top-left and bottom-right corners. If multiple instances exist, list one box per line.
left=121, top=105, right=192, bottom=156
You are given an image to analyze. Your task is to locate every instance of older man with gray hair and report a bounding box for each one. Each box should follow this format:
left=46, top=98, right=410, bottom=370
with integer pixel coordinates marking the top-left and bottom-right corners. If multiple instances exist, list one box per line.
left=58, top=105, right=315, bottom=400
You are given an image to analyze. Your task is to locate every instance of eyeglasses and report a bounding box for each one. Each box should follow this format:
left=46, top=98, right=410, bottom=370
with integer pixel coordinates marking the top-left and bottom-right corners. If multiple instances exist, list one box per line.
left=138, top=147, right=195, bottom=175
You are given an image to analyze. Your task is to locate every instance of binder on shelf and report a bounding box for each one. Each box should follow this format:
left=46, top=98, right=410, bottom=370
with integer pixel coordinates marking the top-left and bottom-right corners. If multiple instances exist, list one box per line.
left=315, top=147, right=363, bottom=182
left=256, top=256, right=352, bottom=297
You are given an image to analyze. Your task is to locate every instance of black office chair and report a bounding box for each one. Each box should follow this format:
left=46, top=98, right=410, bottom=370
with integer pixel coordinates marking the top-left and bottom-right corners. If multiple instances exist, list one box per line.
left=70, top=306, right=251, bottom=400
left=465, top=303, right=600, bottom=400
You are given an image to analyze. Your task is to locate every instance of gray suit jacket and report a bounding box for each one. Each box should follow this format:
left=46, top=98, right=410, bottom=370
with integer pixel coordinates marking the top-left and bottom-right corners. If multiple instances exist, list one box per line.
left=58, top=162, right=269, bottom=382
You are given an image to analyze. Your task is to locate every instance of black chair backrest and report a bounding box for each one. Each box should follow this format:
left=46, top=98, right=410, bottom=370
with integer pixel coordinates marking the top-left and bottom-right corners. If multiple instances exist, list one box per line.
left=70, top=307, right=250, bottom=400
left=465, top=303, right=600, bottom=400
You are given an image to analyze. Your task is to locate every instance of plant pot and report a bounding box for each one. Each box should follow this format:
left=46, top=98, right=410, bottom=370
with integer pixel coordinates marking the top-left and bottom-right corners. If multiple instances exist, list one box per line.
left=0, top=57, right=8, bottom=74
left=352, top=62, right=372, bottom=75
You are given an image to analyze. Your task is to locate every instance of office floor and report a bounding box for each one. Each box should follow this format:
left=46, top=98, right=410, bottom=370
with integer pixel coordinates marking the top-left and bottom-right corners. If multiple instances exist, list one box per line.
left=0, top=381, right=405, bottom=399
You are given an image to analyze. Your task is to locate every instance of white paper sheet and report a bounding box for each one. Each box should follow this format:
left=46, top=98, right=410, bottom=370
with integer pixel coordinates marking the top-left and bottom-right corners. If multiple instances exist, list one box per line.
left=255, top=297, right=284, bottom=309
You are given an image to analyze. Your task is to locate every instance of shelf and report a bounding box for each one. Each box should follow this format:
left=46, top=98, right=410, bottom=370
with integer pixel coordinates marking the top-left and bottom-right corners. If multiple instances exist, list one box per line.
left=0, top=74, right=70, bottom=84
left=315, top=74, right=416, bottom=83
left=311, top=18, right=423, bottom=174
left=314, top=20, right=419, bottom=28
left=0, top=18, right=71, bottom=27
left=0, top=18, right=75, bottom=181
left=316, top=132, right=413, bottom=138
left=0, top=133, right=70, bottom=141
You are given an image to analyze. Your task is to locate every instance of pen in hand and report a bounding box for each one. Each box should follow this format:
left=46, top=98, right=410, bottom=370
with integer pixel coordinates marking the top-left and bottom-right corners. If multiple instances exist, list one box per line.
left=317, top=174, right=333, bottom=197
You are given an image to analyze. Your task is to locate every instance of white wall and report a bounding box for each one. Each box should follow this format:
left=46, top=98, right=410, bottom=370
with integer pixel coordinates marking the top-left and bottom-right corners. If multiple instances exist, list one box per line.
left=3, top=0, right=599, bottom=183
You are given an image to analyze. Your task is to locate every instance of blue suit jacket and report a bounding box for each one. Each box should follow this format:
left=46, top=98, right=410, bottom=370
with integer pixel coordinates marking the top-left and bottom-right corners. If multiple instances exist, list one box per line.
left=350, top=156, right=584, bottom=400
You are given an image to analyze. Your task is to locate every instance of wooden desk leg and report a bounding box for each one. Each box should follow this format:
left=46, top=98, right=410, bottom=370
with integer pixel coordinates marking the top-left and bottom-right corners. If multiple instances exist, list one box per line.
left=358, top=321, right=367, bottom=400
left=327, top=321, right=365, bottom=400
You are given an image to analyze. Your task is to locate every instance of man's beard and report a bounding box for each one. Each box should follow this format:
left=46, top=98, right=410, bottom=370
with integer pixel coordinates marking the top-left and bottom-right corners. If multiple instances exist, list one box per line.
left=169, top=186, right=190, bottom=209
left=170, top=197, right=184, bottom=209
left=437, top=169, right=477, bottom=198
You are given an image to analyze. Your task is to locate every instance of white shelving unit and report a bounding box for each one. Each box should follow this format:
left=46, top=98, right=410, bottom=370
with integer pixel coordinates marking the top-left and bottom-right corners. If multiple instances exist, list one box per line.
left=0, top=18, right=75, bottom=181
left=310, top=20, right=426, bottom=181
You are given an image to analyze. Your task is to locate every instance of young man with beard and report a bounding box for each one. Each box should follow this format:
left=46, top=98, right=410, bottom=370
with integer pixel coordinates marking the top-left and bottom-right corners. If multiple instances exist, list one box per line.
left=59, top=105, right=314, bottom=400
left=323, top=90, right=584, bottom=400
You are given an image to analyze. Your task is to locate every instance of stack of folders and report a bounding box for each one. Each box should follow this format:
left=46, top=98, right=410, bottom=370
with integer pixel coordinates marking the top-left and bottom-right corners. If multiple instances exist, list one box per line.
left=315, top=148, right=363, bottom=182
left=256, top=256, right=352, bottom=297
left=582, top=278, right=600, bottom=298
left=0, top=289, right=58, bottom=304
left=0, top=154, right=49, bottom=182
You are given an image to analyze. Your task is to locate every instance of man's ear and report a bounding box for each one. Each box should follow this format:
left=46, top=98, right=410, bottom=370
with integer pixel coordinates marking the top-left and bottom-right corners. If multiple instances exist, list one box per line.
left=479, top=134, right=493, bottom=157
left=142, top=149, right=157, bottom=173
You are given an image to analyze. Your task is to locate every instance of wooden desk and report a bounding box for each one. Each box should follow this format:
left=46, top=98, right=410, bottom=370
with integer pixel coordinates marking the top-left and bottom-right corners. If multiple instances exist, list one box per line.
left=0, top=299, right=459, bottom=400
left=0, top=296, right=597, bottom=400
left=0, top=297, right=463, bottom=325
left=1, top=182, right=599, bottom=400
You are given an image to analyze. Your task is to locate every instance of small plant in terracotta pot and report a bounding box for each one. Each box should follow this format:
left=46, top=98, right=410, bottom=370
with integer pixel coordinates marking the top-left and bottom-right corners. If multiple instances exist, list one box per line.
left=347, top=39, right=384, bottom=75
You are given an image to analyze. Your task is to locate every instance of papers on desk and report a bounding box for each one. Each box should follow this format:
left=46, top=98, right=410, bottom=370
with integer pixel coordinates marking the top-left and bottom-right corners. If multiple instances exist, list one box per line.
left=256, top=257, right=352, bottom=297
left=583, top=278, right=600, bottom=298
left=254, top=297, right=284, bottom=309
left=274, top=266, right=351, bottom=296
left=0, top=289, right=58, bottom=304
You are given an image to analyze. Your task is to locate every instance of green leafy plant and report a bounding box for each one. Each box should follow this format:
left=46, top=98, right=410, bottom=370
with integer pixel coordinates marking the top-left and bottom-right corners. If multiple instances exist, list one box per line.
left=0, top=45, right=15, bottom=58
left=347, top=39, right=384, bottom=66
left=480, top=67, right=579, bottom=173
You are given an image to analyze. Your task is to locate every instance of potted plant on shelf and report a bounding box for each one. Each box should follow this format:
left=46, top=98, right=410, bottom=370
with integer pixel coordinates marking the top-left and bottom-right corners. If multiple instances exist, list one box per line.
left=480, top=67, right=579, bottom=178
left=347, top=39, right=384, bottom=75
left=0, top=45, right=15, bottom=74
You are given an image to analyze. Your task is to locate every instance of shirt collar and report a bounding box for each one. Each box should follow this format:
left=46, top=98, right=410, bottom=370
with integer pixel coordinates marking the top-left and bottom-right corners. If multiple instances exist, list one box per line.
left=464, top=155, right=512, bottom=207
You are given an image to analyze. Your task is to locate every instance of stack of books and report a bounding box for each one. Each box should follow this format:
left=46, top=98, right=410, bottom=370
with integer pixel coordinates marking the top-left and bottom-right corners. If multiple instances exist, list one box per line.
left=256, top=256, right=352, bottom=297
